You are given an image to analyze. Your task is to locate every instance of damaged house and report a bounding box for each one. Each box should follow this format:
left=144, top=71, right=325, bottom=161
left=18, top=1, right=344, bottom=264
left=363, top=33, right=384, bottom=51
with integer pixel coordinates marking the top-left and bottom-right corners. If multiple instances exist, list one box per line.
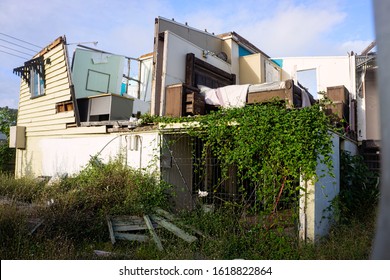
left=10, top=17, right=376, bottom=241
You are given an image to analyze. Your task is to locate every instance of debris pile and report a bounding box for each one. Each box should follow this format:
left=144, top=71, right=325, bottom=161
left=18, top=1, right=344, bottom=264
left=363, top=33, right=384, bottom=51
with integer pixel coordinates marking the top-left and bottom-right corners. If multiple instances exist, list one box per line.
left=106, top=208, right=202, bottom=251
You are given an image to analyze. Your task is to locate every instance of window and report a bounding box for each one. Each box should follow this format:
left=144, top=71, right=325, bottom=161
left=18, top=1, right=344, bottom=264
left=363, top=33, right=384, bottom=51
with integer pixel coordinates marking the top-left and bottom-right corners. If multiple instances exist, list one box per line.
left=297, top=69, right=317, bottom=98
left=13, top=56, right=46, bottom=98
left=30, top=68, right=45, bottom=98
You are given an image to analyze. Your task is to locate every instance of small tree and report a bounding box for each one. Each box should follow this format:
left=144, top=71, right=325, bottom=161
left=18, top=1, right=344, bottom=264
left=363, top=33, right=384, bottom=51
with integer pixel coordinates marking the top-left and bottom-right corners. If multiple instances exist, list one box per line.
left=0, top=107, right=17, bottom=171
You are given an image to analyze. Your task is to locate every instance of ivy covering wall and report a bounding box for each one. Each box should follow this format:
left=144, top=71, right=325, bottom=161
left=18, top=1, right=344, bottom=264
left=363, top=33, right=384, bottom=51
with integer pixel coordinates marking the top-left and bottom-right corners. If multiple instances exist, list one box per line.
left=143, top=101, right=334, bottom=217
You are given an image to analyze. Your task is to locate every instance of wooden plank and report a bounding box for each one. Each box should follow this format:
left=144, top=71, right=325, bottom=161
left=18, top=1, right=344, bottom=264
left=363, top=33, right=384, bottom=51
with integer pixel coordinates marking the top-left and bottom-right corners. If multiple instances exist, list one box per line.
left=155, top=208, right=205, bottom=238
left=18, top=94, right=71, bottom=111
left=17, top=103, right=56, bottom=115
left=47, top=53, right=66, bottom=67
left=45, top=74, right=69, bottom=89
left=45, top=79, right=70, bottom=93
left=113, top=225, right=148, bottom=231
left=247, top=89, right=287, bottom=104
left=94, top=250, right=113, bottom=257
left=114, top=233, right=149, bottom=242
left=19, top=80, right=70, bottom=104
left=45, top=69, right=68, bottom=82
left=27, top=218, right=44, bottom=235
left=165, top=84, right=184, bottom=117
left=26, top=123, right=67, bottom=133
left=150, top=215, right=197, bottom=243
left=185, top=53, right=195, bottom=86
left=18, top=110, right=74, bottom=123
left=17, top=109, right=56, bottom=121
left=111, top=215, right=158, bottom=231
left=112, top=215, right=145, bottom=224
left=20, top=116, right=76, bottom=128
left=144, top=215, right=164, bottom=251
left=45, top=59, right=66, bottom=75
left=106, top=216, right=116, bottom=244
left=44, top=44, right=65, bottom=61
left=155, top=208, right=176, bottom=221
left=45, top=50, right=65, bottom=65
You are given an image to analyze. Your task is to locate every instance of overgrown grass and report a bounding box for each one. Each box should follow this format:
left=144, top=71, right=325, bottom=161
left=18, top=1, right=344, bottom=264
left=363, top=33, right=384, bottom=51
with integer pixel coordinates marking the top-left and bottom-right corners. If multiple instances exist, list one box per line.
left=0, top=156, right=378, bottom=260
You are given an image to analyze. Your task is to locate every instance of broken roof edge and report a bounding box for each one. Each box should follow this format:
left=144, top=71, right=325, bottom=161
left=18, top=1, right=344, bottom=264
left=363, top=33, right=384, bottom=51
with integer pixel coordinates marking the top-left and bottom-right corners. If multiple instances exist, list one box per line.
left=155, top=16, right=270, bottom=59
left=156, top=16, right=221, bottom=39
left=75, top=44, right=140, bottom=61
left=139, top=52, right=154, bottom=59
left=218, top=31, right=270, bottom=58
left=35, top=36, right=66, bottom=58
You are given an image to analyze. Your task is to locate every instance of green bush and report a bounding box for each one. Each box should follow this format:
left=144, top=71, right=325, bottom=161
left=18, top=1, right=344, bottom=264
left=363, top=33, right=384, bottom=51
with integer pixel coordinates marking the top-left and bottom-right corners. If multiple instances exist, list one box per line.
left=337, top=150, right=379, bottom=222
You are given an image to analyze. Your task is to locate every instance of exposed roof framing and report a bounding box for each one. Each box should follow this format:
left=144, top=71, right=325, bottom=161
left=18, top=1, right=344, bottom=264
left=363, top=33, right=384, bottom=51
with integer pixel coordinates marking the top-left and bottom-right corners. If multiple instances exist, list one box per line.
left=360, top=41, right=376, bottom=56
left=356, top=55, right=376, bottom=70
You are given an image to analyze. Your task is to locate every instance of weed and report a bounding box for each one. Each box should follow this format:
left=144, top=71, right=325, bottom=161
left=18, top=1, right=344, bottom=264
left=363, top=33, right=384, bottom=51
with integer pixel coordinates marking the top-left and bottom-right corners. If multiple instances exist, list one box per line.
left=0, top=156, right=376, bottom=260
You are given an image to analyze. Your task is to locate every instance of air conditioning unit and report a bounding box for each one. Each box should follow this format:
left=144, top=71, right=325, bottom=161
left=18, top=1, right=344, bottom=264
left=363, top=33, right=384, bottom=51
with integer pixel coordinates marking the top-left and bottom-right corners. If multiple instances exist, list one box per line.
left=9, top=126, right=26, bottom=149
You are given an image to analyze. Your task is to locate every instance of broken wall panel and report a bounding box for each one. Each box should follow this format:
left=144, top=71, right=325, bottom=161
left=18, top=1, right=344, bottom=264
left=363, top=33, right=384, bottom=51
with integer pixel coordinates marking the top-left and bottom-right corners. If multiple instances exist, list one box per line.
left=15, top=37, right=76, bottom=138
left=72, top=49, right=124, bottom=98
left=156, top=31, right=233, bottom=115
left=155, top=17, right=222, bottom=55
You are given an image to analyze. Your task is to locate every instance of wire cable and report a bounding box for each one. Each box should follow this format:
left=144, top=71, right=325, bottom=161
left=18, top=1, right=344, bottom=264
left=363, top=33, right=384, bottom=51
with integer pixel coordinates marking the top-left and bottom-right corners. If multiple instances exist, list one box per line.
left=0, top=49, right=29, bottom=60
left=0, top=44, right=33, bottom=57
left=0, top=32, right=42, bottom=49
left=0, top=38, right=39, bottom=53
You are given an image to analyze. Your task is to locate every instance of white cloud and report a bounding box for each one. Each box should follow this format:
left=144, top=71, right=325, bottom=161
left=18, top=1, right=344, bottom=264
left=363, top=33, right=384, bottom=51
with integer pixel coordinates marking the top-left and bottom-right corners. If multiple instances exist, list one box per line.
left=339, top=40, right=375, bottom=55
left=235, top=2, right=347, bottom=56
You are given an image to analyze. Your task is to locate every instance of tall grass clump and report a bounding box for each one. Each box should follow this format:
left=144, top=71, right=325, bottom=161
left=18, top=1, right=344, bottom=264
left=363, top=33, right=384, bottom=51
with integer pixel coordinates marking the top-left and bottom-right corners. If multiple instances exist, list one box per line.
left=0, top=172, right=44, bottom=203
left=38, top=156, right=172, bottom=242
left=0, top=156, right=172, bottom=258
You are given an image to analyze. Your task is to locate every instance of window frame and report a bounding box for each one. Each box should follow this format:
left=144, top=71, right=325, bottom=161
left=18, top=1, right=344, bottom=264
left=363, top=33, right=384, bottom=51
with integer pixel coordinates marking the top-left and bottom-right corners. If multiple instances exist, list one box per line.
left=30, top=68, right=45, bottom=98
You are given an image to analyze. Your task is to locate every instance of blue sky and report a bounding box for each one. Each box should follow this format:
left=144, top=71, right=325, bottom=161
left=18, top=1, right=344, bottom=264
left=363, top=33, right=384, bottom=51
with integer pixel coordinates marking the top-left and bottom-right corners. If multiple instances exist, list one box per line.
left=0, top=0, right=375, bottom=108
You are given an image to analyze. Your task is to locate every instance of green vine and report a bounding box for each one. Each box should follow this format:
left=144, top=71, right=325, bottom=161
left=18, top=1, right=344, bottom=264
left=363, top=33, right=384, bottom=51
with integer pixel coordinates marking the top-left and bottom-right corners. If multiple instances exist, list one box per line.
left=141, top=101, right=334, bottom=217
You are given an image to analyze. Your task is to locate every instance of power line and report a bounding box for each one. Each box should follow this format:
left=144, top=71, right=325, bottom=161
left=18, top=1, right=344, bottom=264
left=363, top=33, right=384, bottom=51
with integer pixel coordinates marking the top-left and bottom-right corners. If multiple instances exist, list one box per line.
left=0, top=49, right=29, bottom=60
left=0, top=38, right=38, bottom=53
left=0, top=32, right=42, bottom=49
left=0, top=44, right=33, bottom=57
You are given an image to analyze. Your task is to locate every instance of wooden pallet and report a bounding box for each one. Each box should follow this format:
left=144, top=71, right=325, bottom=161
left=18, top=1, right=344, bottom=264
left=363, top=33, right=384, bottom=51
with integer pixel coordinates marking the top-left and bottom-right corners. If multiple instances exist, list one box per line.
left=106, top=213, right=198, bottom=251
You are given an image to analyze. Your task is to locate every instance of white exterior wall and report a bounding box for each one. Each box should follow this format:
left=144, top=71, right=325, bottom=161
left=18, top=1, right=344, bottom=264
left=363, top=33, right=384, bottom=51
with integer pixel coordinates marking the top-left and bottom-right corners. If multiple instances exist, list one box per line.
left=159, top=31, right=234, bottom=115
left=341, top=136, right=359, bottom=155
left=276, top=56, right=355, bottom=95
left=300, top=132, right=340, bottom=241
left=15, top=129, right=160, bottom=178
left=126, top=131, right=161, bottom=172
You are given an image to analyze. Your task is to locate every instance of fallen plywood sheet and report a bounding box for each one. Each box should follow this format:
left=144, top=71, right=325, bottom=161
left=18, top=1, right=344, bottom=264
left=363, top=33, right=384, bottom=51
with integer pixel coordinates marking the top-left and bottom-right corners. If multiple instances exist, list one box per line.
left=106, top=212, right=199, bottom=250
